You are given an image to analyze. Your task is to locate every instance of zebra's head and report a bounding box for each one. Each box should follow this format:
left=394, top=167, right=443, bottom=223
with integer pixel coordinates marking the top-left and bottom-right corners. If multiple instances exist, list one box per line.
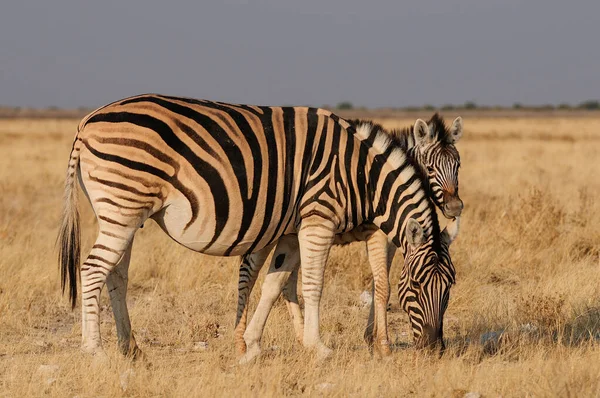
left=407, top=114, right=464, bottom=219
left=398, top=217, right=460, bottom=353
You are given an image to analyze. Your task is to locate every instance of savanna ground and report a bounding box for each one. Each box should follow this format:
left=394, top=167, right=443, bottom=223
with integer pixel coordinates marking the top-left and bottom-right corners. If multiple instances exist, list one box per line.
left=1, top=112, right=600, bottom=397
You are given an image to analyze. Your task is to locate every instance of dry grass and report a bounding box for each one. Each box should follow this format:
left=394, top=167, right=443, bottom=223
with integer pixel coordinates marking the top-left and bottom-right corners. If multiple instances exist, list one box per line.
left=1, top=115, right=600, bottom=397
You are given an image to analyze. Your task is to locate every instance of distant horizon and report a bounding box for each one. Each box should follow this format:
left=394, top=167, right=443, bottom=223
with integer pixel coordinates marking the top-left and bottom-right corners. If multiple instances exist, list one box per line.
left=1, top=98, right=598, bottom=111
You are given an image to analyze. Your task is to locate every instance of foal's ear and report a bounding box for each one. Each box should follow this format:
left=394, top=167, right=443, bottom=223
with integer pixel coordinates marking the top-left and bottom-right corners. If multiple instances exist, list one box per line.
left=406, top=218, right=425, bottom=248
left=441, top=217, right=460, bottom=246
left=445, top=116, right=463, bottom=144
left=413, top=119, right=434, bottom=145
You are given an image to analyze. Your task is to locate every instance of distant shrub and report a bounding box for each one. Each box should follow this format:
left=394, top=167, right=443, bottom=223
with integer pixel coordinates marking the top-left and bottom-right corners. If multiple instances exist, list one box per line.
left=578, top=100, right=600, bottom=110
left=423, top=104, right=436, bottom=111
left=464, top=101, right=478, bottom=109
left=557, top=103, right=572, bottom=110
left=538, top=104, right=555, bottom=110
left=404, top=106, right=420, bottom=112
left=512, top=102, right=523, bottom=109
left=441, top=104, right=455, bottom=111
left=336, top=101, right=354, bottom=110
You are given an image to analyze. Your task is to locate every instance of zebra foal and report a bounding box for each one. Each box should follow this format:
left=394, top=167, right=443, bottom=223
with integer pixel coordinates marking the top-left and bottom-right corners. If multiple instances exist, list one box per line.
left=235, top=116, right=463, bottom=361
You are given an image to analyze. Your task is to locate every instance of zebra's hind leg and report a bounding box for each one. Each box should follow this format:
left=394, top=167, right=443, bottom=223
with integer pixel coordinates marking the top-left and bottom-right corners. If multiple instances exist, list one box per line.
left=80, top=223, right=137, bottom=357
left=106, top=238, right=143, bottom=359
left=234, top=244, right=274, bottom=355
left=240, top=236, right=299, bottom=364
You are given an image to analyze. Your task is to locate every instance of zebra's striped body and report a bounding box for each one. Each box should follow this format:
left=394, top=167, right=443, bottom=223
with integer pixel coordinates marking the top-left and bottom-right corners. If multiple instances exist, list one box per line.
left=235, top=116, right=463, bottom=361
left=58, top=94, right=450, bottom=358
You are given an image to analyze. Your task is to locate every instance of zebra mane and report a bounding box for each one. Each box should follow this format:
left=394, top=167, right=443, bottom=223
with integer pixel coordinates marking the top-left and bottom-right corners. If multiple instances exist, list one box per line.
left=348, top=118, right=443, bottom=254
left=350, top=113, right=454, bottom=149
left=424, top=113, right=453, bottom=144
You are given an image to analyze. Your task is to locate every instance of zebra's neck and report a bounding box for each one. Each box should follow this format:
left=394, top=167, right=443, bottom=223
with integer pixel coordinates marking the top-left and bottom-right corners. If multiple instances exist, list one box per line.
left=347, top=119, right=431, bottom=201
left=350, top=122, right=440, bottom=253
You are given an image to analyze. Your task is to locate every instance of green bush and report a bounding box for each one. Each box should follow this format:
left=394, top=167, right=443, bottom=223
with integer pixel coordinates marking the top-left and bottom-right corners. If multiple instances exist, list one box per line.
left=336, top=101, right=354, bottom=110
left=578, top=100, right=600, bottom=110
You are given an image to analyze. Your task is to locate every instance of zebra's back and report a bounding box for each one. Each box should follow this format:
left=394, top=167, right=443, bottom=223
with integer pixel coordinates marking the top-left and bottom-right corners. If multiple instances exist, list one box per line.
left=77, top=94, right=350, bottom=256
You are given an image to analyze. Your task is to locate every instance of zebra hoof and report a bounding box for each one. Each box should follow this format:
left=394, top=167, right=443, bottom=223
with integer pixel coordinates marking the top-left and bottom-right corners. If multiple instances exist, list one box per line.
left=316, top=344, right=333, bottom=361
left=375, top=341, right=392, bottom=358
left=128, top=346, right=145, bottom=362
left=90, top=350, right=110, bottom=367
left=238, top=345, right=261, bottom=365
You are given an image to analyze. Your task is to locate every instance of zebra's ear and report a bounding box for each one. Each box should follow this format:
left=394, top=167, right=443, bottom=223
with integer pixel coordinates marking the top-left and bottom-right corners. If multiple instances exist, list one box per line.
left=406, top=218, right=425, bottom=248
left=441, top=217, right=460, bottom=246
left=413, top=119, right=434, bottom=146
left=445, top=116, right=463, bottom=144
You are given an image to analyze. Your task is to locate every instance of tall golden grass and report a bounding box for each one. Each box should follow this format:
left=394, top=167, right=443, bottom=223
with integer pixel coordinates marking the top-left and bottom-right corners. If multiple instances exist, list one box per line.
left=1, top=114, right=600, bottom=397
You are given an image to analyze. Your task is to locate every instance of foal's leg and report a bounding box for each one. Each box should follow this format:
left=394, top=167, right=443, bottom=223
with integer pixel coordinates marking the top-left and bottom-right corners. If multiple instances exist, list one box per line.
left=364, top=231, right=396, bottom=357
left=282, top=264, right=304, bottom=344
left=240, top=236, right=299, bottom=364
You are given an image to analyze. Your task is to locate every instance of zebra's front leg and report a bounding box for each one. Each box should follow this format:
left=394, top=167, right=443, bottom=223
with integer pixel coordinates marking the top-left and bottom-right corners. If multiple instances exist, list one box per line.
left=234, top=244, right=273, bottom=355
left=240, top=236, right=299, bottom=364
left=81, top=225, right=136, bottom=357
left=298, top=218, right=335, bottom=360
left=106, top=239, right=142, bottom=359
left=365, top=231, right=396, bottom=357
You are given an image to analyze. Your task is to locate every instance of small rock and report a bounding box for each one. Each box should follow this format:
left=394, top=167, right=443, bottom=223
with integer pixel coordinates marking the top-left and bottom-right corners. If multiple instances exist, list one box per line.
left=481, top=329, right=506, bottom=355
left=316, top=382, right=335, bottom=391
left=464, top=392, right=481, bottom=398
left=360, top=291, right=373, bottom=307
left=520, top=323, right=538, bottom=333
left=37, top=364, right=60, bottom=376
left=37, top=365, right=60, bottom=389
left=35, top=340, right=51, bottom=349
left=480, top=330, right=504, bottom=345
left=193, top=341, right=209, bottom=351
left=120, top=369, right=135, bottom=391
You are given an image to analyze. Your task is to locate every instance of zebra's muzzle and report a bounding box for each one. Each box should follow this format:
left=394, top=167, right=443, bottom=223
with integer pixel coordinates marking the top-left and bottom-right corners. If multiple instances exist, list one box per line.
left=416, top=324, right=445, bottom=355
left=443, top=196, right=463, bottom=218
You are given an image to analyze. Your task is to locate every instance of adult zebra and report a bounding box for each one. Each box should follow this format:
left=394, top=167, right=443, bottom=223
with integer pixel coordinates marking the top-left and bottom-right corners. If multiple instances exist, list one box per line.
left=58, top=94, right=456, bottom=360
left=235, top=116, right=463, bottom=361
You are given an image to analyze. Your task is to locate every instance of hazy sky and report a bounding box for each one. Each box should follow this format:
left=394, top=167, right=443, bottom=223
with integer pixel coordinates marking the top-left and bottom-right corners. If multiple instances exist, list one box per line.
left=1, top=0, right=598, bottom=108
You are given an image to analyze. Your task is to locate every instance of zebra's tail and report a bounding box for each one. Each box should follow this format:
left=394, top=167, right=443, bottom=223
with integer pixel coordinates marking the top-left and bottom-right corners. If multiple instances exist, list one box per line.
left=57, top=134, right=82, bottom=309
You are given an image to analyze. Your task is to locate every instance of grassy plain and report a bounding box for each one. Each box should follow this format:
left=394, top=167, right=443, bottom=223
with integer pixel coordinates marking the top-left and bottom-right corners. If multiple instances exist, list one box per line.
left=1, top=113, right=600, bottom=397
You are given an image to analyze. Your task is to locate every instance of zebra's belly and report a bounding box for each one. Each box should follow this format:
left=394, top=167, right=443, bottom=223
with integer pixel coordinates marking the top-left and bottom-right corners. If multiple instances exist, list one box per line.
left=152, top=198, right=288, bottom=256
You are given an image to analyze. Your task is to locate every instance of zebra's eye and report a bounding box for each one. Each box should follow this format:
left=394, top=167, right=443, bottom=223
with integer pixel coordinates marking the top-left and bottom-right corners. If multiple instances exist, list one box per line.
left=411, top=279, right=421, bottom=290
